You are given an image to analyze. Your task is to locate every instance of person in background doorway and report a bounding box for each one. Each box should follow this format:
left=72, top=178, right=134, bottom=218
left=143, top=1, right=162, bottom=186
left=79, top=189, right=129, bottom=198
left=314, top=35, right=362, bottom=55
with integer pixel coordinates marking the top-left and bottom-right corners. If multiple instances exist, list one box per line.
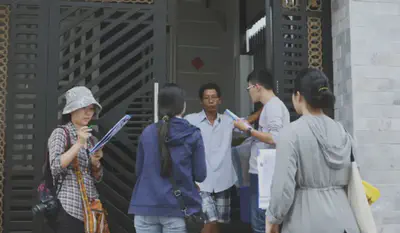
left=234, top=70, right=290, bottom=233
left=185, top=83, right=237, bottom=233
left=129, top=83, right=207, bottom=233
left=265, top=68, right=359, bottom=233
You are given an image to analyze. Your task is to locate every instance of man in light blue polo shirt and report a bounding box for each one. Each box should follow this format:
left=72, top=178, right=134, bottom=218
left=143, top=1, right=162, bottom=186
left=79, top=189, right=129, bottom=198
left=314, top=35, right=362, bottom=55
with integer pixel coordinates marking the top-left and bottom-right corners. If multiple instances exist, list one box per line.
left=185, top=83, right=237, bottom=233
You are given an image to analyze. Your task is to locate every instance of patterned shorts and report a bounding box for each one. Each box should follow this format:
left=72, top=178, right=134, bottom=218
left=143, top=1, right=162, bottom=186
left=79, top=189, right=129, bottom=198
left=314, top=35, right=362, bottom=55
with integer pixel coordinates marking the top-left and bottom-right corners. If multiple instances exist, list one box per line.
left=200, top=189, right=231, bottom=224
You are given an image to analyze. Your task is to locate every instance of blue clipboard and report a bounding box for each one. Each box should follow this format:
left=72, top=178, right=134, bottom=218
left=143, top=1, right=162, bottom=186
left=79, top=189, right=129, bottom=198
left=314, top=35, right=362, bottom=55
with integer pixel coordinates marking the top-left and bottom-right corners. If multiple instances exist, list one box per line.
left=89, top=114, right=131, bottom=155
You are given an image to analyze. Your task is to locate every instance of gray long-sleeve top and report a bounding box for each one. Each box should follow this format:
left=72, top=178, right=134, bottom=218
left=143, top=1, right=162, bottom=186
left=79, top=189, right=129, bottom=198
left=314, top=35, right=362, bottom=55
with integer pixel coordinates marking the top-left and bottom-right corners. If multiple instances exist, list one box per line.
left=266, top=115, right=360, bottom=233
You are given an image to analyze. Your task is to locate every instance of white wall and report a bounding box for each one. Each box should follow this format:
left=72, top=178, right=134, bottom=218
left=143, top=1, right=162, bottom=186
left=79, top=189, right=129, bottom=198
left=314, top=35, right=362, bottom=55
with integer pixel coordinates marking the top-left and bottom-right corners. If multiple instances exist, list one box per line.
left=332, top=0, right=400, bottom=232
left=173, top=0, right=239, bottom=114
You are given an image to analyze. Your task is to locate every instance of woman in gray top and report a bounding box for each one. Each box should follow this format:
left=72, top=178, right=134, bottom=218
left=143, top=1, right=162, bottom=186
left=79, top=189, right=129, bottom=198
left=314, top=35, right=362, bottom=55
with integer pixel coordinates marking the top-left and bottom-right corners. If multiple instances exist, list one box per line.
left=266, top=68, right=360, bottom=233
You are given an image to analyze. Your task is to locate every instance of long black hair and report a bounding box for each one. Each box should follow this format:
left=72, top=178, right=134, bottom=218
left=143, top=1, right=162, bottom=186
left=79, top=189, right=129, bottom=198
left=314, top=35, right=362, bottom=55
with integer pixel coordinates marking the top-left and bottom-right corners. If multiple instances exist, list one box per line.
left=293, top=68, right=335, bottom=109
left=158, top=83, right=186, bottom=177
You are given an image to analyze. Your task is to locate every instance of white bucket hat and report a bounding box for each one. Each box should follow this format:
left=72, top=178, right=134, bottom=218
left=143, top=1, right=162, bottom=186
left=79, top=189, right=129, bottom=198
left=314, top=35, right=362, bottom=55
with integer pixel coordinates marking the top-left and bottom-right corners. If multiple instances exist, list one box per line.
left=62, top=86, right=102, bottom=118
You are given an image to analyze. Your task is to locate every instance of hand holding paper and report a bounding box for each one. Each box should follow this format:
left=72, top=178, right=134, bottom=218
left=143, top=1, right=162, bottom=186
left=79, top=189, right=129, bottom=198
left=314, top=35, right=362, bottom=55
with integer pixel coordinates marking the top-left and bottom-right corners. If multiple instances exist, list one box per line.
left=91, top=148, right=103, bottom=167
left=224, top=109, right=253, bottom=130
left=89, top=115, right=131, bottom=155
left=234, top=119, right=252, bottom=132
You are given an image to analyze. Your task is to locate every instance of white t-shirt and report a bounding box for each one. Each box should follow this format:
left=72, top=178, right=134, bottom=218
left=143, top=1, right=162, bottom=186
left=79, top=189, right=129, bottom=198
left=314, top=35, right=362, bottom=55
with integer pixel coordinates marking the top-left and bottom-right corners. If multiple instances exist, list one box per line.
left=248, top=96, right=290, bottom=174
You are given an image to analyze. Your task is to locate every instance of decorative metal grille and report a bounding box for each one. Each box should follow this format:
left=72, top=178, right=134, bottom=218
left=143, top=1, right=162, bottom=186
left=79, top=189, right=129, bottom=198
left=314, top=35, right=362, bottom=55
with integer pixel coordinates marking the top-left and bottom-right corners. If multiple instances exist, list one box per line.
left=307, top=17, right=323, bottom=70
left=272, top=0, right=332, bottom=120
left=3, top=1, right=166, bottom=232
left=0, top=5, right=10, bottom=233
left=249, top=26, right=267, bottom=73
left=307, top=0, right=322, bottom=12
left=282, top=0, right=299, bottom=10
left=3, top=1, right=50, bottom=232
left=45, top=2, right=166, bottom=232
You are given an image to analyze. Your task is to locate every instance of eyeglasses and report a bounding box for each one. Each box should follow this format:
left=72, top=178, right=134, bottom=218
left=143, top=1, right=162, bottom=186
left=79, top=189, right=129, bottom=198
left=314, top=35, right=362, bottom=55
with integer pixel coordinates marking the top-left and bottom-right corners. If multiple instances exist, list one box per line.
left=246, top=85, right=256, bottom=91
left=203, top=96, right=219, bottom=101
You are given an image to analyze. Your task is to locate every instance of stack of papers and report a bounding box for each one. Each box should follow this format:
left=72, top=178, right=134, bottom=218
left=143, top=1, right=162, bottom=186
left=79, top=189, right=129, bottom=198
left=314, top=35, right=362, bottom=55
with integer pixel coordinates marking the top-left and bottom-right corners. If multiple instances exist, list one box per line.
left=257, top=149, right=276, bottom=209
left=89, top=115, right=132, bottom=155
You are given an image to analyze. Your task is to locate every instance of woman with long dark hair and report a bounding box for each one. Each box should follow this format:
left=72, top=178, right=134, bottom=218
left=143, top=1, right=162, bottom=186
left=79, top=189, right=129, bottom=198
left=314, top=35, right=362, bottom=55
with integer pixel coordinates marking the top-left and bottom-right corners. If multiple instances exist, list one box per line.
left=129, top=83, right=207, bottom=233
left=265, top=68, right=360, bottom=233
left=48, top=86, right=109, bottom=233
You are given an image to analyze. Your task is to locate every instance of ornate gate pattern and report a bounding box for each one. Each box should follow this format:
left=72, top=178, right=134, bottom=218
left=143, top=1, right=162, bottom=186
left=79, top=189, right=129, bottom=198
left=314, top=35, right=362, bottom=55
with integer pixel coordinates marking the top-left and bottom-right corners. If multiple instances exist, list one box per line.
left=248, top=0, right=333, bottom=120
left=2, top=0, right=166, bottom=232
left=272, top=0, right=333, bottom=119
left=3, top=1, right=50, bottom=232
left=47, top=2, right=166, bottom=232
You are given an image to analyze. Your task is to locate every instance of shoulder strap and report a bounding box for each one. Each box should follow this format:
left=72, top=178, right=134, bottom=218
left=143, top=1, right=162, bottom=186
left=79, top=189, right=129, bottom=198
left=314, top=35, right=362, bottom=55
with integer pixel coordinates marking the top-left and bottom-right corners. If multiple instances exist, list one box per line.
left=350, top=148, right=355, bottom=162
left=54, top=126, right=71, bottom=195
left=340, top=125, right=355, bottom=163
left=156, top=121, right=189, bottom=216
left=60, top=126, right=72, bottom=152
left=168, top=174, right=189, bottom=216
left=43, top=126, right=71, bottom=178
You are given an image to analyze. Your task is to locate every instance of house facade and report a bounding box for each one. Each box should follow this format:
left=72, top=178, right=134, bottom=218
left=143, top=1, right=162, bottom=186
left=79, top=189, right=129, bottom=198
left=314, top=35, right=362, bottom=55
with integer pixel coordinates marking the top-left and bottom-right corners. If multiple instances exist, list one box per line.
left=0, top=0, right=398, bottom=232
left=333, top=1, right=400, bottom=232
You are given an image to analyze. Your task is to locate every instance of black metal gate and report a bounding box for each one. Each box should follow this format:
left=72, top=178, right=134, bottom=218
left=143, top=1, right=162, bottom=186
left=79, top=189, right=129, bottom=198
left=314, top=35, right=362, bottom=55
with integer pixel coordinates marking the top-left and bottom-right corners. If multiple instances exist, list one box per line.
left=2, top=0, right=166, bottom=232
left=248, top=0, right=333, bottom=120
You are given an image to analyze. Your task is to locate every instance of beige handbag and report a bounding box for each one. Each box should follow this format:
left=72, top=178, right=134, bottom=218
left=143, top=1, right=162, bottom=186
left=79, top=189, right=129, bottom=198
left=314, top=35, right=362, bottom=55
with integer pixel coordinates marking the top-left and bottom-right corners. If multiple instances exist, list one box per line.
left=347, top=150, right=377, bottom=233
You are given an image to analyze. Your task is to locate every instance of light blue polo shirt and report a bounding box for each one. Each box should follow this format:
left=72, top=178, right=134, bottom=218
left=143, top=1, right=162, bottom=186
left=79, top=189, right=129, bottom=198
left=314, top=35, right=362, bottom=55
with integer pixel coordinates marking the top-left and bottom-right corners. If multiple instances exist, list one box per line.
left=185, top=111, right=237, bottom=193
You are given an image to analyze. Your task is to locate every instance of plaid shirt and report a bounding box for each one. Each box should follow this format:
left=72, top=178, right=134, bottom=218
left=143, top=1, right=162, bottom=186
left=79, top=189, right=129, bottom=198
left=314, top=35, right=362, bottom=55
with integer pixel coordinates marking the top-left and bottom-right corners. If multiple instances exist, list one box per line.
left=48, top=122, right=103, bottom=221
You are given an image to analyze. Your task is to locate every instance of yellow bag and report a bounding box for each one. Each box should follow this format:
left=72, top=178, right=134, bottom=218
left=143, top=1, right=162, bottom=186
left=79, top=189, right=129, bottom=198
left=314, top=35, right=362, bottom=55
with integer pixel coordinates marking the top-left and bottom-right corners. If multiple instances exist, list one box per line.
left=362, top=181, right=380, bottom=205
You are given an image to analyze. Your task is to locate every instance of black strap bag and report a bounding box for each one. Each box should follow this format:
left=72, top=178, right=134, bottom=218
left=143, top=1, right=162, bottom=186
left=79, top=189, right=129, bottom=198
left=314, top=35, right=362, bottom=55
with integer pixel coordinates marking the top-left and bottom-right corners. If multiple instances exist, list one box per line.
left=33, top=126, right=71, bottom=227
left=156, top=121, right=205, bottom=233
left=168, top=174, right=205, bottom=233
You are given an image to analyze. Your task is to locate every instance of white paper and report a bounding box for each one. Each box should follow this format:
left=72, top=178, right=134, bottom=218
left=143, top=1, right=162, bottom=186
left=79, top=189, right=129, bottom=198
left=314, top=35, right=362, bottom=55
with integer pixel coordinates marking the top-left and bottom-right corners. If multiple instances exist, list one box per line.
left=89, top=115, right=131, bottom=155
left=257, top=149, right=276, bottom=210
left=224, top=109, right=253, bottom=129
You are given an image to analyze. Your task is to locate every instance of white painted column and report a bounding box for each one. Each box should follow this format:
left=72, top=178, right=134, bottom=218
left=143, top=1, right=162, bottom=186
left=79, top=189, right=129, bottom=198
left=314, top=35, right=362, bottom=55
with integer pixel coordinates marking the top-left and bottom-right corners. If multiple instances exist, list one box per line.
left=154, top=82, right=159, bottom=123
left=332, top=1, right=400, bottom=232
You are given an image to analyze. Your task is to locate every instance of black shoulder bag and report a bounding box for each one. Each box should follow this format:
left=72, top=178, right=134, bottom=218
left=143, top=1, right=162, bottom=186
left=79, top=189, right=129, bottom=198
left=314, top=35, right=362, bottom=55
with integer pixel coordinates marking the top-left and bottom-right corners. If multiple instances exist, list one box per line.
left=34, top=126, right=71, bottom=226
left=168, top=175, right=205, bottom=233
left=156, top=121, right=205, bottom=233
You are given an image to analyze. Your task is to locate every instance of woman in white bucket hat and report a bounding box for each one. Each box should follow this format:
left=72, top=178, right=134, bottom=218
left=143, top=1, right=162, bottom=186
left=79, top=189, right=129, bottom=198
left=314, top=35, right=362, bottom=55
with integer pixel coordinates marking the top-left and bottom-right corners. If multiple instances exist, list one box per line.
left=47, top=86, right=110, bottom=233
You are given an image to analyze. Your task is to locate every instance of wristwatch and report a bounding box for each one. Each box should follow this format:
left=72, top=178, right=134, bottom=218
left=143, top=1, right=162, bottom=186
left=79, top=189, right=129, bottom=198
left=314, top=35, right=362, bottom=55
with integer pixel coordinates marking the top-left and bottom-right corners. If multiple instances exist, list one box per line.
left=245, top=127, right=253, bottom=137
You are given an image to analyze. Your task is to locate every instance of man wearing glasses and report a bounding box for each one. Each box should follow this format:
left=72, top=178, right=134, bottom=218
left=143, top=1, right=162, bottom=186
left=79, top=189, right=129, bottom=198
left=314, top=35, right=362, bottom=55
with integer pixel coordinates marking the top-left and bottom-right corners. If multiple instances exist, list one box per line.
left=234, top=70, right=290, bottom=233
left=185, top=83, right=236, bottom=233
left=185, top=83, right=262, bottom=233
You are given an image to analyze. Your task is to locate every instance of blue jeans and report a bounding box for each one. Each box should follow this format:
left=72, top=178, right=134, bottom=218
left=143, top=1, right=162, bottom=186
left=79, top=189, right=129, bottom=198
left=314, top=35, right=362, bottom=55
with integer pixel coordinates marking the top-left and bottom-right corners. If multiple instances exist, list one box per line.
left=134, top=215, right=187, bottom=233
left=250, top=174, right=265, bottom=233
